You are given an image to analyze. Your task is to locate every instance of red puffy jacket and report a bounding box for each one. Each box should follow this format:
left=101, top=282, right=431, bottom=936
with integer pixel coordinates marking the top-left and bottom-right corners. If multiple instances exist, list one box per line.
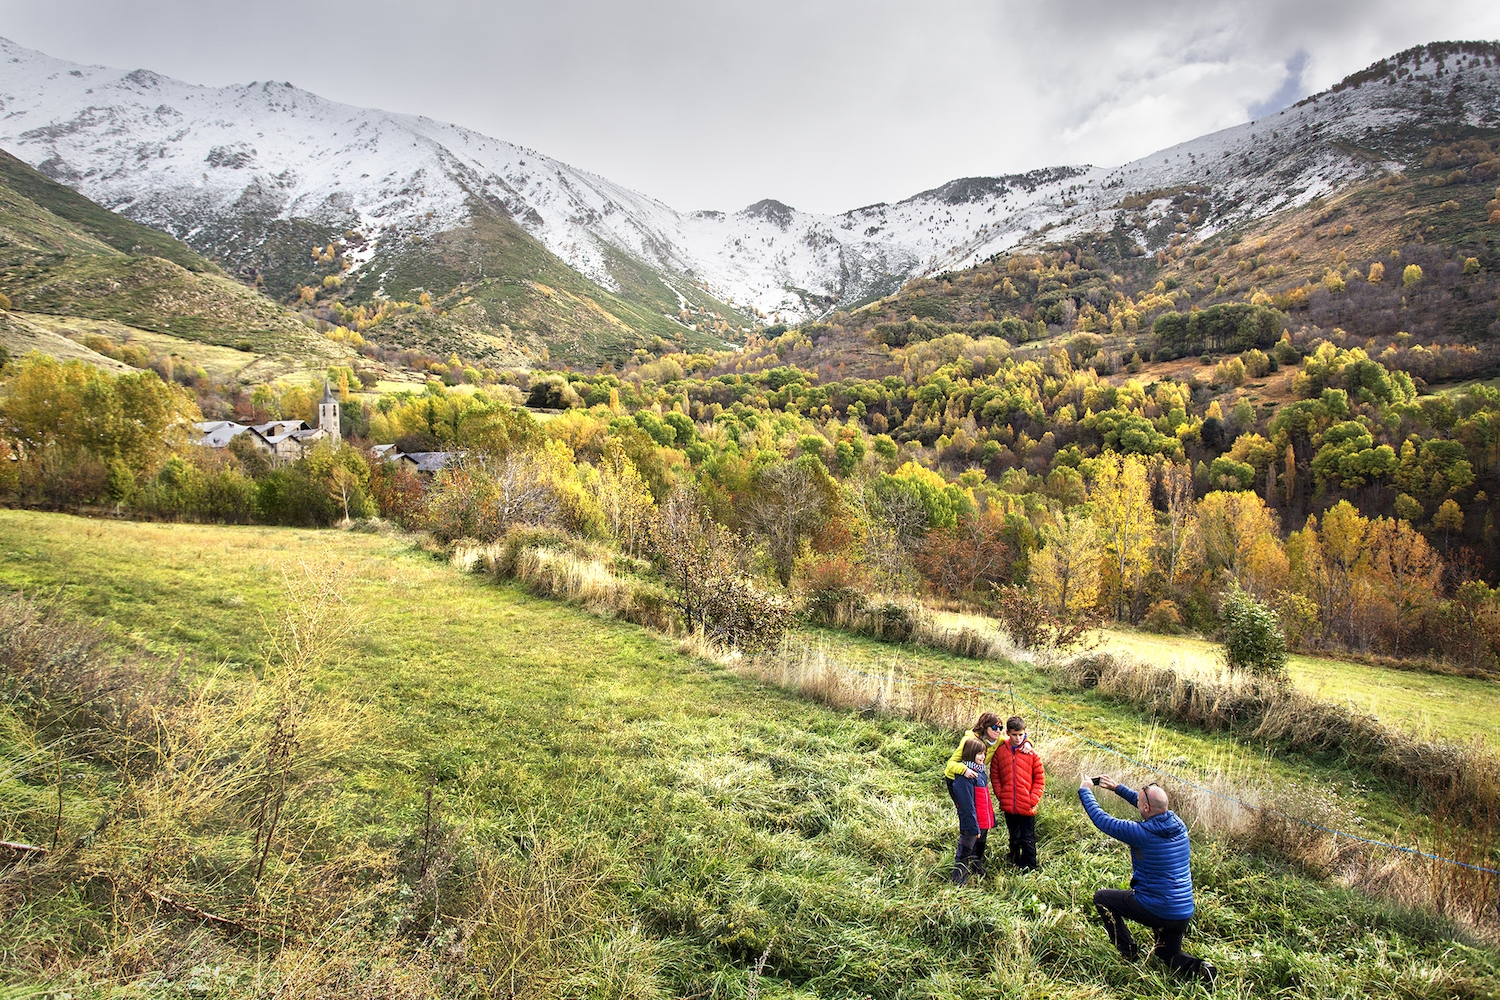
left=991, top=741, right=1045, bottom=816
left=974, top=782, right=995, bottom=830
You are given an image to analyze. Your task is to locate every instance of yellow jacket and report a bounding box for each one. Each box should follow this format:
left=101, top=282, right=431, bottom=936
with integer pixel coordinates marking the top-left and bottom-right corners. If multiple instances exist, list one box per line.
left=944, top=734, right=997, bottom=780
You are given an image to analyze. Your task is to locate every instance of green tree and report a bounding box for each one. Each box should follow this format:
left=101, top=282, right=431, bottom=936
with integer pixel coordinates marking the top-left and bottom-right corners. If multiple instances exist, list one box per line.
left=0, top=355, right=198, bottom=476
left=1219, top=585, right=1288, bottom=678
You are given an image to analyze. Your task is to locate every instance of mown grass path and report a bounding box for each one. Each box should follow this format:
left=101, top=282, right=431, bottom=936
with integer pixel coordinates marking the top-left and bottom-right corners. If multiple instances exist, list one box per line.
left=1, top=510, right=1495, bottom=999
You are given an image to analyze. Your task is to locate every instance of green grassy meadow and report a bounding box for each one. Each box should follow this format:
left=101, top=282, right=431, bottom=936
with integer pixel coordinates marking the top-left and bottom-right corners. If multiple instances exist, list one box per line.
left=1, top=510, right=1496, bottom=998
left=1093, top=628, right=1500, bottom=745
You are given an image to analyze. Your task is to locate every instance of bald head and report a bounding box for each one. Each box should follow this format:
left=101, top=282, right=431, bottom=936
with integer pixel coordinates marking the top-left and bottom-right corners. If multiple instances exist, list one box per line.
left=1140, top=783, right=1170, bottom=819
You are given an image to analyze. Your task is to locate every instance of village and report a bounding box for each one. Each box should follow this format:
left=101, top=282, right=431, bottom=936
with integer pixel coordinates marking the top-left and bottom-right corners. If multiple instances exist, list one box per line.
left=191, top=382, right=457, bottom=476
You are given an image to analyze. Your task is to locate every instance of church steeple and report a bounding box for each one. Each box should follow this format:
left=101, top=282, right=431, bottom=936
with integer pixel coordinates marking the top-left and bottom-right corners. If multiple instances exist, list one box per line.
left=318, top=380, right=341, bottom=445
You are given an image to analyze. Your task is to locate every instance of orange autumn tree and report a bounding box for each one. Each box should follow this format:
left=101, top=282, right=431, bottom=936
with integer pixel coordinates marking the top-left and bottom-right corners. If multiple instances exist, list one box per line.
left=1362, top=517, right=1442, bottom=657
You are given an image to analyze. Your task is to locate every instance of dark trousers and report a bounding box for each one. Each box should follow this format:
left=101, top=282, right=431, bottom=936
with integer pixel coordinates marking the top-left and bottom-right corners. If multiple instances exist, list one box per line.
left=945, top=778, right=989, bottom=884
left=1093, top=889, right=1205, bottom=978
left=1003, top=812, right=1038, bottom=869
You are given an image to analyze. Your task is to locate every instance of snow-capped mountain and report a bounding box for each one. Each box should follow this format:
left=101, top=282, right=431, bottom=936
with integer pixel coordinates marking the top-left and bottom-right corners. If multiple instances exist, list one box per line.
left=2, top=38, right=1498, bottom=324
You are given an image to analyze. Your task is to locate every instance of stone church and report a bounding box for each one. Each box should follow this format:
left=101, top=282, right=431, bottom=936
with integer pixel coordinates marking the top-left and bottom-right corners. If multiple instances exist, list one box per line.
left=193, top=383, right=342, bottom=462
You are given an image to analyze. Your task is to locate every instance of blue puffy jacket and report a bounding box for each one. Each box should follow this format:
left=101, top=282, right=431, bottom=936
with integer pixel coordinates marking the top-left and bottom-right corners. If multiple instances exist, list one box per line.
left=1078, top=784, right=1195, bottom=920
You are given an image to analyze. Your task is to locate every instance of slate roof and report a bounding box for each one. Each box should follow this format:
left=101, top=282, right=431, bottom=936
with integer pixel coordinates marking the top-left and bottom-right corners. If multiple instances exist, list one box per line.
left=400, top=451, right=457, bottom=474
left=193, top=420, right=251, bottom=448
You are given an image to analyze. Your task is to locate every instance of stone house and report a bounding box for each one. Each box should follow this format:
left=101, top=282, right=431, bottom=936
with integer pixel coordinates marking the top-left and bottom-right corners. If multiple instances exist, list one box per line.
left=193, top=383, right=343, bottom=464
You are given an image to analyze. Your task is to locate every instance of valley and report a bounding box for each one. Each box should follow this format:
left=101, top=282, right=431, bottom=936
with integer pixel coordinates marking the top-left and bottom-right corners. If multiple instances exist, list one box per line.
left=0, top=31, right=1499, bottom=1000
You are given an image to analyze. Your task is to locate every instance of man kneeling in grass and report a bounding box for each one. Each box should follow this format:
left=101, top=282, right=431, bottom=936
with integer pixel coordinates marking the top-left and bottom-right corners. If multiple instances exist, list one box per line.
left=1078, top=774, right=1217, bottom=987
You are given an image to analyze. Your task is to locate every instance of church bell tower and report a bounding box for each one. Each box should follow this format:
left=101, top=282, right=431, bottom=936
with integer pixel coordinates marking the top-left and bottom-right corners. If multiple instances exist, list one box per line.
left=318, top=381, right=342, bottom=445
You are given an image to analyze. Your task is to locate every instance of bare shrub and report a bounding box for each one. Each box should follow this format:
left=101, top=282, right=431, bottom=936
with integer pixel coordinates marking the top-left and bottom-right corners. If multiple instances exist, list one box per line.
left=993, top=586, right=1098, bottom=651
left=426, top=451, right=564, bottom=543
left=652, top=487, right=791, bottom=651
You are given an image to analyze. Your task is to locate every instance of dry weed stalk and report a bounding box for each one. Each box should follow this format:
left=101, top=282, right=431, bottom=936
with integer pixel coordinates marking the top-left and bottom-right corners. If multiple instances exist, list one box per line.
left=0, top=583, right=404, bottom=983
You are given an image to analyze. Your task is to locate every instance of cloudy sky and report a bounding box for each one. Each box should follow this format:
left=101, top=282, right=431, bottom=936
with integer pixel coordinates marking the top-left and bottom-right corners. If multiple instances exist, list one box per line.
left=1, top=1, right=1497, bottom=214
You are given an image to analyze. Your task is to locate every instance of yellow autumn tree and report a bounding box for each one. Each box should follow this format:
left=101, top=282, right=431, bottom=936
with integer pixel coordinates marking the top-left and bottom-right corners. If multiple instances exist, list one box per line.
left=1090, top=453, right=1154, bottom=620
left=1151, top=460, right=1195, bottom=585
left=1185, top=491, right=1287, bottom=597
left=1361, top=517, right=1441, bottom=657
left=1030, top=509, right=1103, bottom=621
left=589, top=440, right=655, bottom=558
left=1315, top=500, right=1371, bottom=645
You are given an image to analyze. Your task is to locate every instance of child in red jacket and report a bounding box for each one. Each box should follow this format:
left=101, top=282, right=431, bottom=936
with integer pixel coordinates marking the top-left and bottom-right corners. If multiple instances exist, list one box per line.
left=967, top=739, right=996, bottom=833
left=990, top=715, right=1045, bottom=870
left=949, top=737, right=996, bottom=884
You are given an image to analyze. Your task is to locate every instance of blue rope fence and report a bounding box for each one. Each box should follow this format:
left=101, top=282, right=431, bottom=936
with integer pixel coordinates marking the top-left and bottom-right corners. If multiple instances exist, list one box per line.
left=798, top=654, right=1500, bottom=877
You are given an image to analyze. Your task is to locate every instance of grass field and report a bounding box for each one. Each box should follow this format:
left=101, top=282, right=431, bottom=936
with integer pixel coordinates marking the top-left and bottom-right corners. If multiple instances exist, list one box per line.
left=0, top=510, right=1495, bottom=998
left=932, top=611, right=1500, bottom=746
left=1093, top=628, right=1500, bottom=746
left=17, top=314, right=267, bottom=382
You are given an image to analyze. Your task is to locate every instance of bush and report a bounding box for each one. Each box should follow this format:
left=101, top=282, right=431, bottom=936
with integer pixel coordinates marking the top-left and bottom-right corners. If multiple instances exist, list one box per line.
left=1142, top=599, right=1184, bottom=634
left=699, top=576, right=794, bottom=652
left=1219, top=585, right=1287, bottom=678
left=993, top=586, right=1096, bottom=651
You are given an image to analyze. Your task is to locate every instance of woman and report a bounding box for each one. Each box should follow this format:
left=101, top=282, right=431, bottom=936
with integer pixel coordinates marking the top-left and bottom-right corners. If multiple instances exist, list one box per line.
left=943, top=712, right=1003, bottom=884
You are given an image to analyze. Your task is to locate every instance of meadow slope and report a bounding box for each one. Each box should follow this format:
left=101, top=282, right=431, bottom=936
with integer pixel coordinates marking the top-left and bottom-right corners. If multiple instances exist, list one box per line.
left=0, top=511, right=1495, bottom=999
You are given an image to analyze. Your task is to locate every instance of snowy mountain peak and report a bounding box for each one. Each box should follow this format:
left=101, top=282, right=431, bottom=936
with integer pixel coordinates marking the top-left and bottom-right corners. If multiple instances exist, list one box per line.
left=2, top=38, right=1499, bottom=326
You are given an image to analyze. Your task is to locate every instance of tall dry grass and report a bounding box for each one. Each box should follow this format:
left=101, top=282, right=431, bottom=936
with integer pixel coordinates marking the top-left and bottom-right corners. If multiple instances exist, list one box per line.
left=0, top=584, right=426, bottom=992
left=2, top=582, right=677, bottom=997
left=708, top=635, right=1500, bottom=943
left=806, top=592, right=1013, bottom=661
left=452, top=529, right=677, bottom=633
left=708, top=635, right=991, bottom=731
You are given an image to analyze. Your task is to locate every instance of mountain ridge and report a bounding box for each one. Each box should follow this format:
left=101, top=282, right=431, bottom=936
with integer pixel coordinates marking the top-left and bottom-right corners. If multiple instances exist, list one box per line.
left=2, top=38, right=1499, bottom=339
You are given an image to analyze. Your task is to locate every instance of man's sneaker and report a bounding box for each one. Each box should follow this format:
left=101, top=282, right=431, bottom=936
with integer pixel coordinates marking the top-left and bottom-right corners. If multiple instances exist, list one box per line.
left=1200, top=961, right=1218, bottom=988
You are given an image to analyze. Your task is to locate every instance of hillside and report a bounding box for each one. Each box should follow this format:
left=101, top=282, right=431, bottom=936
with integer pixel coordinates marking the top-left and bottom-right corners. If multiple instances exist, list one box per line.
left=4, top=39, right=1500, bottom=332
left=0, top=39, right=752, bottom=366
left=721, top=111, right=1500, bottom=388
left=0, top=148, right=350, bottom=380
left=0, top=511, right=1494, bottom=998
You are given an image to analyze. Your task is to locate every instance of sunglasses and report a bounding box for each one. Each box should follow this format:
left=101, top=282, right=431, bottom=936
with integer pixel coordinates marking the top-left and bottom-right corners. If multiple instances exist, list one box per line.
left=986, top=724, right=1001, bottom=731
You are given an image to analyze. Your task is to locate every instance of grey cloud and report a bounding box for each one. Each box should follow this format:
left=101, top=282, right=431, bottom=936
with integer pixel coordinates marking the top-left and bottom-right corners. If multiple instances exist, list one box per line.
left=0, top=0, right=1496, bottom=213
left=1249, top=50, right=1311, bottom=119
